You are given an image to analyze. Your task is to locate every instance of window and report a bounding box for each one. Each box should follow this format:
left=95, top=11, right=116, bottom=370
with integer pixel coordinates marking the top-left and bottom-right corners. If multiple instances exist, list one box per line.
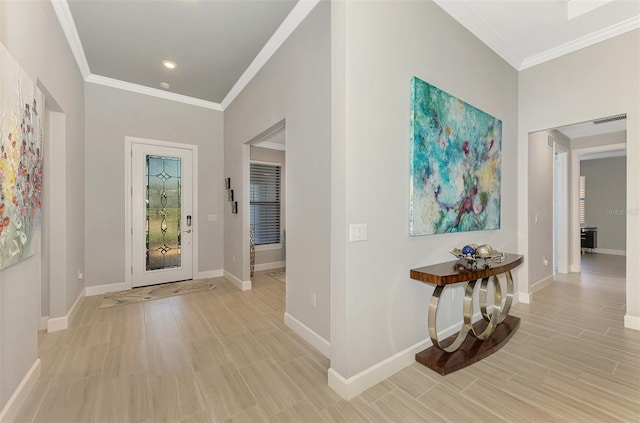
left=579, top=175, right=586, bottom=225
left=250, top=162, right=281, bottom=245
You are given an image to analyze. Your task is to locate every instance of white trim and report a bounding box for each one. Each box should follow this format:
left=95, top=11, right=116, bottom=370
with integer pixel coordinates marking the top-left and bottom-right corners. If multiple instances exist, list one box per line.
left=254, top=261, right=286, bottom=272
left=124, top=137, right=199, bottom=290
left=86, top=74, right=222, bottom=111
left=624, top=314, right=640, bottom=331
left=432, top=0, right=523, bottom=70
left=254, top=141, right=285, bottom=151
left=255, top=243, right=283, bottom=252
left=223, top=270, right=252, bottom=291
left=220, top=0, right=321, bottom=109
left=327, top=314, right=482, bottom=399
left=284, top=312, right=330, bottom=357
left=591, top=248, right=626, bottom=256
left=39, top=317, right=49, bottom=331
left=85, top=282, right=128, bottom=297
left=50, top=0, right=90, bottom=78
left=517, top=291, right=532, bottom=304
left=520, top=16, right=640, bottom=70
left=530, top=274, right=555, bottom=294
left=0, top=359, right=41, bottom=423
left=328, top=339, right=428, bottom=400
left=196, top=269, right=223, bottom=279
left=46, top=288, right=85, bottom=332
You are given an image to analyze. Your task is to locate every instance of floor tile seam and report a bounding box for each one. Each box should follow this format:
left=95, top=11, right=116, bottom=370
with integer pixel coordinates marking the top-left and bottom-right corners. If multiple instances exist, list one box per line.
left=540, top=379, right=638, bottom=422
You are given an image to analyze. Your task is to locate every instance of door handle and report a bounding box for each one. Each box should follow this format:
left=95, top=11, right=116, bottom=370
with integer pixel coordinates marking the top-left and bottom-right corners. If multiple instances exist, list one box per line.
left=183, top=229, right=192, bottom=233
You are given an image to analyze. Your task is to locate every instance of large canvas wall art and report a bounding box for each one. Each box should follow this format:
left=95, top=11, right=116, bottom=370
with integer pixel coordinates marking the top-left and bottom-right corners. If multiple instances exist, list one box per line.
left=410, top=77, right=501, bottom=236
left=0, top=44, right=44, bottom=269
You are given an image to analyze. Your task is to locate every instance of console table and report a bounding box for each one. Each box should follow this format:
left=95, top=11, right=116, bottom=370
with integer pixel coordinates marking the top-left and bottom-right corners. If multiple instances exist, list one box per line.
left=410, top=254, right=524, bottom=375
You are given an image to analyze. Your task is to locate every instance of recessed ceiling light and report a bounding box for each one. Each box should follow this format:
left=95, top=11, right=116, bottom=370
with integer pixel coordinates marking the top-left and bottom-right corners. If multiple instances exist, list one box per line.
left=162, top=60, right=177, bottom=69
left=160, top=82, right=170, bottom=89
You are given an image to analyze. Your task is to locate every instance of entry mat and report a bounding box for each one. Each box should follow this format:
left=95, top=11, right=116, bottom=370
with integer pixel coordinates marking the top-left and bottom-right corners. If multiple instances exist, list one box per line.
left=99, top=279, right=216, bottom=308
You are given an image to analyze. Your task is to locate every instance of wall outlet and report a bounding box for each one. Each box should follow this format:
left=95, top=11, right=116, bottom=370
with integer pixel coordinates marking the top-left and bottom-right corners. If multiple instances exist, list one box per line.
left=77, top=269, right=83, bottom=280
left=232, top=255, right=236, bottom=263
left=543, top=256, right=549, bottom=266
left=349, top=223, right=368, bottom=242
left=310, top=292, right=317, bottom=308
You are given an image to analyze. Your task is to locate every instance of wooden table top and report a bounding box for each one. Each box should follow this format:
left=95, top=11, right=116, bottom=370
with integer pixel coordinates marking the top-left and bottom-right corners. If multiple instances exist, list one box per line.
left=410, top=254, right=524, bottom=286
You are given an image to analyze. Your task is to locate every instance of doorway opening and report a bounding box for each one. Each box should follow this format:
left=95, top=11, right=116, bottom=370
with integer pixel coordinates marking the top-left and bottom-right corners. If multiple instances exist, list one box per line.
left=243, top=120, right=287, bottom=284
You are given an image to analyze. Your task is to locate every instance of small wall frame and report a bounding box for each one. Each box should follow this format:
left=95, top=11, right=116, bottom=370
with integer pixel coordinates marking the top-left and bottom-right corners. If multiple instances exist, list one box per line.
left=231, top=201, right=238, bottom=214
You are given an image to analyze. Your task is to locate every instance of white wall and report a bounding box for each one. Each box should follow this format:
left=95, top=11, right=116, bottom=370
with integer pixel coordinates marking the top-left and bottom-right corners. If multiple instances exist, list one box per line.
left=518, top=30, right=639, bottom=328
left=250, top=146, right=286, bottom=267
left=330, top=0, right=518, bottom=381
left=0, top=0, right=85, bottom=410
left=224, top=2, right=331, bottom=340
left=581, top=157, right=627, bottom=252
left=84, top=83, right=224, bottom=288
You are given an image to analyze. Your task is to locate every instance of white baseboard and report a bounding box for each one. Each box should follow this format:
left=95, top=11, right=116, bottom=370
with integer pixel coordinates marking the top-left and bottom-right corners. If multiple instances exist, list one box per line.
left=85, top=282, right=128, bottom=297
left=624, top=314, right=640, bottom=330
left=39, top=317, right=49, bottom=331
left=254, top=261, right=286, bottom=272
left=47, top=288, right=85, bottom=332
left=327, top=314, right=481, bottom=400
left=284, top=312, right=330, bottom=357
left=0, top=359, right=41, bottom=423
left=328, top=338, right=428, bottom=400
left=592, top=248, right=626, bottom=256
left=196, top=269, right=223, bottom=279
left=530, top=274, right=554, bottom=294
left=517, top=291, right=531, bottom=304
left=223, top=270, right=252, bottom=291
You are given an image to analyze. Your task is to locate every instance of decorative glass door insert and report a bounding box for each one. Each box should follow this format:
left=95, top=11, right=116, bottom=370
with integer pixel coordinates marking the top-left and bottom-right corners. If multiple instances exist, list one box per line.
left=146, top=155, right=182, bottom=271
left=131, top=141, right=193, bottom=288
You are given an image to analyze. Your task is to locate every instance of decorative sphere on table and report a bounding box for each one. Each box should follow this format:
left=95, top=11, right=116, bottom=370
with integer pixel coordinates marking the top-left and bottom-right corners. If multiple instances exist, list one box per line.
left=461, top=245, right=475, bottom=256
left=475, top=244, right=493, bottom=258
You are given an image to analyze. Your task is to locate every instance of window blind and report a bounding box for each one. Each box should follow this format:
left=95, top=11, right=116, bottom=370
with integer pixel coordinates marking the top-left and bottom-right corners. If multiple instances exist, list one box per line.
left=579, top=175, right=586, bottom=225
left=250, top=163, right=281, bottom=245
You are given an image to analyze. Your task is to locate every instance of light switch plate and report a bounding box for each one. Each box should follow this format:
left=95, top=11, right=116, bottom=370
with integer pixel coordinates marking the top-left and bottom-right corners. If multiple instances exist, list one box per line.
left=349, top=223, right=368, bottom=242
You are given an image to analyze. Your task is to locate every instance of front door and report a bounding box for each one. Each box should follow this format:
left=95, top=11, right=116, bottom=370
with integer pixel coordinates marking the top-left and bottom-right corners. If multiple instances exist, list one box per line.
left=131, top=142, right=193, bottom=287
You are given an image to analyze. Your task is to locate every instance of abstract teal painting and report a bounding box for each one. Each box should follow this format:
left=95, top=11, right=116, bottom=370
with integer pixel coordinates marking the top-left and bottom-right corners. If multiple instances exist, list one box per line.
left=410, top=77, right=501, bottom=236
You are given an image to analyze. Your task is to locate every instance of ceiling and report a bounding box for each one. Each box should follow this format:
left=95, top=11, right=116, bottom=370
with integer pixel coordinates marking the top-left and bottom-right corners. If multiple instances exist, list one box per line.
left=56, top=0, right=639, bottom=127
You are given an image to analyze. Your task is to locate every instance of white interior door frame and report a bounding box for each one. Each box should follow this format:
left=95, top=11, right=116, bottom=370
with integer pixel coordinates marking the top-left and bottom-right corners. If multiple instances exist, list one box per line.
left=569, top=142, right=626, bottom=273
left=124, top=136, right=199, bottom=290
left=554, top=142, right=569, bottom=274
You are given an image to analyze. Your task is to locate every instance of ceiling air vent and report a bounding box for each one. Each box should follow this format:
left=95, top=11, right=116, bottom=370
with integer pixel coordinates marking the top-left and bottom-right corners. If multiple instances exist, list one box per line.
left=593, top=114, right=626, bottom=124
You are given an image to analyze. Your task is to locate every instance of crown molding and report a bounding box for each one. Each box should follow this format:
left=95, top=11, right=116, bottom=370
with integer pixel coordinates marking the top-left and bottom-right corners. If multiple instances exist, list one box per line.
left=86, top=74, right=223, bottom=111
left=520, top=15, right=640, bottom=70
left=433, top=0, right=523, bottom=70
left=220, top=0, right=321, bottom=110
left=51, top=0, right=91, bottom=78
left=254, top=141, right=286, bottom=151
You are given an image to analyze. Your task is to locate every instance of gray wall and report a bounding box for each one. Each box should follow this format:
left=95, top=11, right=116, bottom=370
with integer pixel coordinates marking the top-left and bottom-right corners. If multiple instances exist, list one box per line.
left=0, top=0, right=85, bottom=409
left=527, top=131, right=554, bottom=285
left=224, top=2, right=331, bottom=340
left=581, top=157, right=627, bottom=252
left=330, top=0, right=518, bottom=378
left=84, top=83, right=224, bottom=288
left=518, top=30, right=639, bottom=323
left=527, top=130, right=570, bottom=285
left=250, top=146, right=286, bottom=266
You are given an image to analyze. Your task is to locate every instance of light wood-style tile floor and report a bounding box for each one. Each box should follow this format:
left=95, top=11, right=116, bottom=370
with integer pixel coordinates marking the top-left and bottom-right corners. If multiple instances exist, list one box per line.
left=16, top=255, right=640, bottom=422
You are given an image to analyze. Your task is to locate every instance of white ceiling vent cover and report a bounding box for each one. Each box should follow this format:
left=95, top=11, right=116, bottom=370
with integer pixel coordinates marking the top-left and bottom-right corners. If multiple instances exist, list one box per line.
left=593, top=114, right=627, bottom=125
left=546, top=134, right=554, bottom=149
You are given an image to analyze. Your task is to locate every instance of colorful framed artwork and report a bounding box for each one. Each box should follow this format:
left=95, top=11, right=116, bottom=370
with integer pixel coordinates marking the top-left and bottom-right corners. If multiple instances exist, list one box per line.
left=224, top=177, right=231, bottom=189
left=409, top=76, right=501, bottom=236
left=228, top=189, right=234, bottom=202
left=0, top=44, right=45, bottom=269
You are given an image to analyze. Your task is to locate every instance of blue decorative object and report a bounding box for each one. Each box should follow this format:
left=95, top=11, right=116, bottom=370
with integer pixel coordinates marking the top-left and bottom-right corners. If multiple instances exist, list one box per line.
left=462, top=245, right=475, bottom=256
